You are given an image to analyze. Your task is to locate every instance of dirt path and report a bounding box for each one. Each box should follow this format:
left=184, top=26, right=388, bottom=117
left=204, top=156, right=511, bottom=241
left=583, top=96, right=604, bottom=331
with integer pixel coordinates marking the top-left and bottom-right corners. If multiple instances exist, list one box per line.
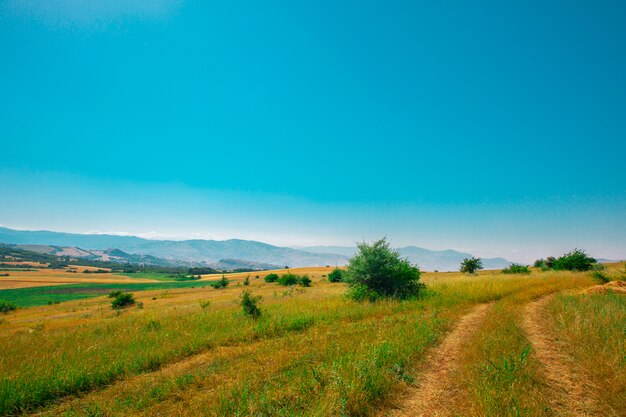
left=521, top=295, right=600, bottom=417
left=390, top=303, right=490, bottom=417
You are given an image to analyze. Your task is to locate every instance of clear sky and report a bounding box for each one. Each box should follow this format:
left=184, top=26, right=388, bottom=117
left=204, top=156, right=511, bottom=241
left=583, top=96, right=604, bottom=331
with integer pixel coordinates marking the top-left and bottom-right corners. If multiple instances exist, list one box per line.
left=1, top=1, right=624, bottom=263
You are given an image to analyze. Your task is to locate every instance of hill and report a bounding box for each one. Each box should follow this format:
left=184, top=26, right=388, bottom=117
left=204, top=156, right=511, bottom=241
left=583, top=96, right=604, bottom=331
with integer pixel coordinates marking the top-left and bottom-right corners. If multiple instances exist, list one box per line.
left=0, top=227, right=346, bottom=268
left=298, top=245, right=511, bottom=271
left=0, top=227, right=514, bottom=270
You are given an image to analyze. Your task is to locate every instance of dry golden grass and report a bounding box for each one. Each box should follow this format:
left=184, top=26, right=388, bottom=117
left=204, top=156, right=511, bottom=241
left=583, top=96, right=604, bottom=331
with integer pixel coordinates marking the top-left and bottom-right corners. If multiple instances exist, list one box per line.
left=0, top=265, right=622, bottom=416
left=0, top=267, right=156, bottom=290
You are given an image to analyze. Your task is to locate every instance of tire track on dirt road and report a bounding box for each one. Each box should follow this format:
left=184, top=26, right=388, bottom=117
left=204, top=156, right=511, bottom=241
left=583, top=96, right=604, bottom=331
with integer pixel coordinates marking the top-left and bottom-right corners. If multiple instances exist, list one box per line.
left=390, top=303, right=491, bottom=417
left=521, top=295, right=602, bottom=417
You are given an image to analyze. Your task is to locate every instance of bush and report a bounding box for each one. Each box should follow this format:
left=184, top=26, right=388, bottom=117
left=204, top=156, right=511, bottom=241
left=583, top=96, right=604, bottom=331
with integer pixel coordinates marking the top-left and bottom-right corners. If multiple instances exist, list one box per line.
left=277, top=272, right=300, bottom=286
left=214, top=275, right=229, bottom=289
left=460, top=257, right=483, bottom=274
left=199, top=300, right=211, bottom=309
left=239, top=290, right=261, bottom=319
left=0, top=301, right=17, bottom=314
left=502, top=263, right=530, bottom=274
left=243, top=275, right=250, bottom=286
left=111, top=292, right=136, bottom=310
left=299, top=274, right=312, bottom=287
left=552, top=249, right=596, bottom=271
left=328, top=267, right=344, bottom=282
left=590, top=271, right=610, bottom=283
left=345, top=238, right=423, bottom=301
left=108, top=290, right=124, bottom=298
left=264, top=273, right=279, bottom=283
left=534, top=256, right=556, bottom=270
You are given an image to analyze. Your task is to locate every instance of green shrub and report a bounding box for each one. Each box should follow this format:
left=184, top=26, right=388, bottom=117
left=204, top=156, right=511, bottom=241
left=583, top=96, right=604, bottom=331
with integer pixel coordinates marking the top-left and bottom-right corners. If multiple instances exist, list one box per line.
left=239, top=290, right=261, bottom=319
left=345, top=238, right=423, bottom=301
left=108, top=290, right=124, bottom=298
left=111, top=292, right=136, bottom=310
left=299, top=274, right=312, bottom=287
left=199, top=300, right=211, bottom=309
left=277, top=272, right=299, bottom=286
left=502, top=264, right=530, bottom=274
left=328, top=267, right=344, bottom=282
left=264, top=273, right=279, bottom=283
left=214, top=275, right=229, bottom=289
left=460, top=257, right=483, bottom=274
left=590, top=271, right=610, bottom=283
left=0, top=301, right=17, bottom=314
left=552, top=249, right=596, bottom=271
left=243, top=275, right=250, bottom=286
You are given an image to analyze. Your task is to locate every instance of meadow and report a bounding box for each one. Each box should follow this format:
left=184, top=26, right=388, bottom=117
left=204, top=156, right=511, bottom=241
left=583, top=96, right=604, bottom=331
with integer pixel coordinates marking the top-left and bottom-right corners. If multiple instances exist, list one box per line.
left=0, top=264, right=624, bottom=416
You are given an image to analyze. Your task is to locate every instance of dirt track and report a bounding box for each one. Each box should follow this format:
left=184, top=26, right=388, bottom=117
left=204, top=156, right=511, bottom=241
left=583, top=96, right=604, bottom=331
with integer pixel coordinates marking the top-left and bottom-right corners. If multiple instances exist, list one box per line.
left=391, top=303, right=490, bottom=417
left=521, top=296, right=601, bottom=417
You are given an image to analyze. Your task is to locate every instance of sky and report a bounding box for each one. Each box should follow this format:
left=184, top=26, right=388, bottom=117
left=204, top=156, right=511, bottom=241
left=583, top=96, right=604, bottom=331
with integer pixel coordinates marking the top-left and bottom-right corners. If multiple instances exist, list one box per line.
left=0, top=0, right=625, bottom=263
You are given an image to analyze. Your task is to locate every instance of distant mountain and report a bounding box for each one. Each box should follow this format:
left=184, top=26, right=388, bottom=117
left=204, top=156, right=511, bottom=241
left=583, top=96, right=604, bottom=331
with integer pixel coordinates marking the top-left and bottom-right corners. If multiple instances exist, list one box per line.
left=0, top=227, right=347, bottom=268
left=0, top=227, right=515, bottom=271
left=597, top=258, right=623, bottom=264
left=298, top=245, right=511, bottom=271
left=208, top=259, right=281, bottom=271
left=12, top=244, right=195, bottom=267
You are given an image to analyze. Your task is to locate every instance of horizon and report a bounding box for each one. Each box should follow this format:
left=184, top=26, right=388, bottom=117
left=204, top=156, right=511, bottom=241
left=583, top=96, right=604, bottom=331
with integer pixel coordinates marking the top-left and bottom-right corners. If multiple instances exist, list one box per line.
left=0, top=224, right=622, bottom=264
left=1, top=1, right=625, bottom=264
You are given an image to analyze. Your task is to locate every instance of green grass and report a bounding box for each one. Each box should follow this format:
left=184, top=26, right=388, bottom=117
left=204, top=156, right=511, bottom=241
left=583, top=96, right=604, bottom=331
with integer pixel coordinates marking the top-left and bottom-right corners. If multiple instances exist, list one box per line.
left=547, top=292, right=626, bottom=414
left=456, top=301, right=550, bottom=417
left=115, top=272, right=198, bottom=281
left=0, top=271, right=601, bottom=416
left=0, top=281, right=218, bottom=307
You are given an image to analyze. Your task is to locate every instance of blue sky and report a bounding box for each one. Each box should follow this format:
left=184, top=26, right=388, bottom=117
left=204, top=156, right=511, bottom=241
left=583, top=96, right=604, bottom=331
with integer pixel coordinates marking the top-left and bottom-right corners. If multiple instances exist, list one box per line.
left=1, top=1, right=624, bottom=262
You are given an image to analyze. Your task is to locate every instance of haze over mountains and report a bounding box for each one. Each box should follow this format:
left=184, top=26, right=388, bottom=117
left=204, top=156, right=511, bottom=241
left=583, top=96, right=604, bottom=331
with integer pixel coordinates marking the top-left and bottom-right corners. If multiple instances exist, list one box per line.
left=0, top=226, right=512, bottom=271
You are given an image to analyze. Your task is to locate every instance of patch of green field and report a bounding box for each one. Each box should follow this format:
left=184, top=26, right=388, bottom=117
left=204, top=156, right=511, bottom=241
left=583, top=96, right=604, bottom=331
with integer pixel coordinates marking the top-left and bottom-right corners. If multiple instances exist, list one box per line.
left=0, top=281, right=218, bottom=307
left=114, top=272, right=194, bottom=281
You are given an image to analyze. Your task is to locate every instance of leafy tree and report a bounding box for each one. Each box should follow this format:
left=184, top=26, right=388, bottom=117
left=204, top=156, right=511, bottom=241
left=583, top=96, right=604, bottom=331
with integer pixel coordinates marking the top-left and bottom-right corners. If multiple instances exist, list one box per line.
left=0, top=301, right=17, bottom=314
left=239, top=290, right=261, bottom=319
left=502, top=263, right=530, bottom=274
left=111, top=292, right=136, bottom=309
left=277, top=272, right=299, bottom=286
left=345, top=238, right=423, bottom=301
left=460, top=257, right=483, bottom=274
left=328, top=267, right=344, bottom=282
left=552, top=249, right=596, bottom=271
left=264, top=273, right=279, bottom=283
left=299, top=274, right=312, bottom=287
left=214, top=275, right=229, bottom=289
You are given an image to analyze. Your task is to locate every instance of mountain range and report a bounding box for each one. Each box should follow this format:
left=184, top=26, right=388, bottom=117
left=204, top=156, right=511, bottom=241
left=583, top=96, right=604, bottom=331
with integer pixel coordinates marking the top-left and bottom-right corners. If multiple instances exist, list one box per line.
left=0, top=226, right=512, bottom=271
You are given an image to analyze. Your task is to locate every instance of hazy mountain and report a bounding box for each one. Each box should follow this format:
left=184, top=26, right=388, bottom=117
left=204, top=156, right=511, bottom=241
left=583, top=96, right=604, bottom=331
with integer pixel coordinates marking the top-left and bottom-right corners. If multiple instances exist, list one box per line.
left=12, top=244, right=195, bottom=267
left=597, top=258, right=623, bottom=264
left=297, top=245, right=511, bottom=271
left=0, top=227, right=515, bottom=270
left=0, top=227, right=346, bottom=268
left=208, top=259, right=281, bottom=271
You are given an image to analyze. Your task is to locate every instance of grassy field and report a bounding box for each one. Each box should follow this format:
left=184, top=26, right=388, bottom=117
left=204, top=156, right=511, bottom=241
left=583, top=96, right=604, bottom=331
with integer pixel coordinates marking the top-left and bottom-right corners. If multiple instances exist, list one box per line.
left=0, top=265, right=623, bottom=416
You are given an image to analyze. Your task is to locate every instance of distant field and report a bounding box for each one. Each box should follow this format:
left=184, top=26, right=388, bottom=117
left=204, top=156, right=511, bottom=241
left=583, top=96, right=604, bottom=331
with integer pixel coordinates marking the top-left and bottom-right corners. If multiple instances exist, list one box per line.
left=115, top=271, right=195, bottom=281
left=0, top=264, right=623, bottom=416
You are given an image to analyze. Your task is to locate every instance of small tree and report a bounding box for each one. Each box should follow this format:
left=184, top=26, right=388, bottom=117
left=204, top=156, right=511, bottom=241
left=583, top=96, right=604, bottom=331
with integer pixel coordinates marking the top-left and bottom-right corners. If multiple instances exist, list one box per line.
left=460, top=257, right=483, bottom=274
left=243, top=275, right=250, bottom=286
left=214, top=275, right=229, bottom=289
left=552, top=249, right=596, bottom=271
left=328, top=267, right=344, bottom=282
left=239, top=290, right=261, bottom=319
left=277, top=272, right=299, bottom=286
left=111, top=292, right=136, bottom=309
left=299, top=274, right=312, bottom=287
left=0, top=301, right=17, bottom=314
left=502, top=263, right=530, bottom=274
left=345, top=238, right=423, bottom=301
left=264, top=273, right=279, bottom=283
